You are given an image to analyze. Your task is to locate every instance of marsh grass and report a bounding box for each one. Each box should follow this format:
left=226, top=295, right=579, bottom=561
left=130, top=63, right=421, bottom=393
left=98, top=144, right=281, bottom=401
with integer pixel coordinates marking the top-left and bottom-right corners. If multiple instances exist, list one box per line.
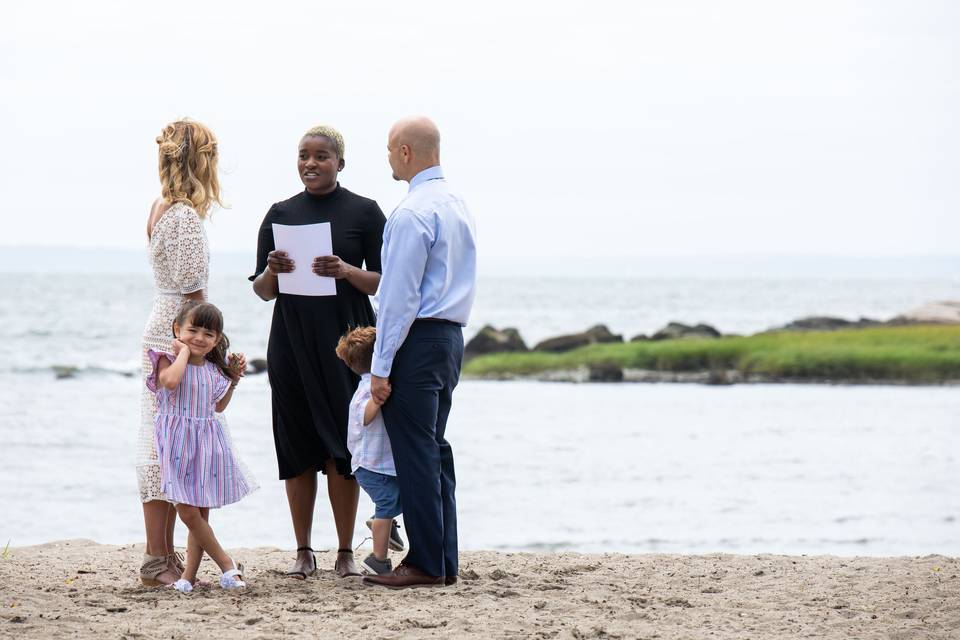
left=463, top=325, right=960, bottom=382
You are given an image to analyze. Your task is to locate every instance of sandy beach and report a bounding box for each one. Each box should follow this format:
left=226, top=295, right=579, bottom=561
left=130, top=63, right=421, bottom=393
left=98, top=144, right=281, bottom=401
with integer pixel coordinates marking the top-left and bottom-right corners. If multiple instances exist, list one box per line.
left=0, top=541, right=956, bottom=639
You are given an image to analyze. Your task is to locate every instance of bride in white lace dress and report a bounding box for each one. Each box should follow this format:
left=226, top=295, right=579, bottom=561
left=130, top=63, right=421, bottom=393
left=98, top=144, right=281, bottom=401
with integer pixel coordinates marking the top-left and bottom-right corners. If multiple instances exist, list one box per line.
left=139, top=119, right=223, bottom=586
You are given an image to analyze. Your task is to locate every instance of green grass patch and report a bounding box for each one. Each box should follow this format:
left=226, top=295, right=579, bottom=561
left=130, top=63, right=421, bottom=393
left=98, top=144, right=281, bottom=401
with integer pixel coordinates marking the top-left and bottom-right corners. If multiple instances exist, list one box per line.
left=463, top=324, right=960, bottom=382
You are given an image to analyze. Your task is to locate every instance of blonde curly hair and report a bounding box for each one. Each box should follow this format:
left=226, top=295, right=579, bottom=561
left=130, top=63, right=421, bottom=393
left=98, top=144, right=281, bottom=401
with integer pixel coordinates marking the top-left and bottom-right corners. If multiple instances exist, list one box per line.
left=156, top=119, right=224, bottom=219
left=303, top=125, right=345, bottom=159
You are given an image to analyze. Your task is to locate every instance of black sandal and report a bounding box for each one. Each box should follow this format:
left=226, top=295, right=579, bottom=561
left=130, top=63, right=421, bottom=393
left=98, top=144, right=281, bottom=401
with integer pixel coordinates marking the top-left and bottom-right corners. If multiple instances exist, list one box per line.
left=285, top=546, right=317, bottom=579
left=335, top=548, right=361, bottom=578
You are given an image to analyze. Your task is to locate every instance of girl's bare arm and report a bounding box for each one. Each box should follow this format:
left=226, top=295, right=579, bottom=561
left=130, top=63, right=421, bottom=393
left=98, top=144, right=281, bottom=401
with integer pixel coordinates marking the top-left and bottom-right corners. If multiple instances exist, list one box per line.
left=215, top=385, right=236, bottom=412
left=157, top=348, right=190, bottom=389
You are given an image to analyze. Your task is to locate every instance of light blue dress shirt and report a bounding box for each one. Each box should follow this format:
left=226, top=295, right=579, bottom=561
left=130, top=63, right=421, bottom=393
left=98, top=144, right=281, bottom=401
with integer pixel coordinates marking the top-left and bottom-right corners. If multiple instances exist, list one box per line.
left=372, top=166, right=477, bottom=377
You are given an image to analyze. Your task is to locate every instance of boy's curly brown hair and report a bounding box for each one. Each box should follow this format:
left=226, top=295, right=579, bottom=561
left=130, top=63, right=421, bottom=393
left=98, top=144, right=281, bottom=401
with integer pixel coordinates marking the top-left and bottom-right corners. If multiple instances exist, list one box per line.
left=335, top=326, right=376, bottom=373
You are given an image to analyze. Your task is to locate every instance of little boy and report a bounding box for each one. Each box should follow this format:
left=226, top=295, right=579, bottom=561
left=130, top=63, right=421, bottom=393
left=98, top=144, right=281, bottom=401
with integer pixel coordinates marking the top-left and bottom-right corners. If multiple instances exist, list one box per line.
left=336, top=326, right=404, bottom=575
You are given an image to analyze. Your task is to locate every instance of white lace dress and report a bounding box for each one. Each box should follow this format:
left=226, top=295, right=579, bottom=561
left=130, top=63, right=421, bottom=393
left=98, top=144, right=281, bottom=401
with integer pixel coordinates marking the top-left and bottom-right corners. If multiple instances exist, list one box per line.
left=138, top=202, right=209, bottom=502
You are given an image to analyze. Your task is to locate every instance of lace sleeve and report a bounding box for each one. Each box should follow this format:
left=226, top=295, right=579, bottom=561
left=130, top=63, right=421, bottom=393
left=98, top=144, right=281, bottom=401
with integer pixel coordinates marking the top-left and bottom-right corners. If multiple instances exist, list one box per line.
left=173, top=208, right=209, bottom=294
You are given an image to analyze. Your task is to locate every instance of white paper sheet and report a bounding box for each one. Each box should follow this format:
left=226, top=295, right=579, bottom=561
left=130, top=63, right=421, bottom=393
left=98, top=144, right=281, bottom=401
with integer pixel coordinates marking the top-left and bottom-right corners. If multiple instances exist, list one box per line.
left=271, top=222, right=336, bottom=296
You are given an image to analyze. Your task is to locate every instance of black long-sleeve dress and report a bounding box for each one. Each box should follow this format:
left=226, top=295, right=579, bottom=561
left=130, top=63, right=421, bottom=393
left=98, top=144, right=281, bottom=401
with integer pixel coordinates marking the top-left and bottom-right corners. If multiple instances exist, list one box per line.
left=250, top=185, right=386, bottom=479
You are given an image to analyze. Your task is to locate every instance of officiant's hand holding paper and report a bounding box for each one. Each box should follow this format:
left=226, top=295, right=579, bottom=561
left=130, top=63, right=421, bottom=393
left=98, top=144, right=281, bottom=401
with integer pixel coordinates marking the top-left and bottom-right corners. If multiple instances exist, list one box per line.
left=313, top=255, right=353, bottom=279
left=271, top=222, right=336, bottom=296
left=266, top=250, right=295, bottom=274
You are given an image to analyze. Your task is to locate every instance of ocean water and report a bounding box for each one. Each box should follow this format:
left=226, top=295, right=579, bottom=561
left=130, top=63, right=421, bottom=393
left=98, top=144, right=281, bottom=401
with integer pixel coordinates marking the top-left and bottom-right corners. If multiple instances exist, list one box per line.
left=1, top=271, right=958, bottom=556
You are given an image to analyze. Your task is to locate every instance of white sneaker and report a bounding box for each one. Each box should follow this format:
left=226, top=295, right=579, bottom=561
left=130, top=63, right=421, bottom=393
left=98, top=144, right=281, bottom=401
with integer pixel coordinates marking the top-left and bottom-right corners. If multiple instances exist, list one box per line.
left=171, top=579, right=193, bottom=593
left=219, top=560, right=246, bottom=589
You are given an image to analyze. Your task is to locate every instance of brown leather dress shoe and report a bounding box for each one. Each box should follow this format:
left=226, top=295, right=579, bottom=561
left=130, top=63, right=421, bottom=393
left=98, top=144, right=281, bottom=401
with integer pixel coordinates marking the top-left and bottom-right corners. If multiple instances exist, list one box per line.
left=362, top=562, right=445, bottom=589
left=445, top=575, right=458, bottom=586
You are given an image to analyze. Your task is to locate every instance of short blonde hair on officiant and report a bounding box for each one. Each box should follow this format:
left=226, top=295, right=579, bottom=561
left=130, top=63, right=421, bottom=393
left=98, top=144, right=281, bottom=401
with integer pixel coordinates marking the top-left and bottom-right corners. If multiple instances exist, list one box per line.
left=302, top=125, right=345, bottom=159
left=156, top=119, right=224, bottom=219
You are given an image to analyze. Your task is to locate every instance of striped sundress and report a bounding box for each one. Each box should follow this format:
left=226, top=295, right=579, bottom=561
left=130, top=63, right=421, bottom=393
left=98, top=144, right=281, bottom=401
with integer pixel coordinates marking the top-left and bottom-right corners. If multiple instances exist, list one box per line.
left=147, top=350, right=257, bottom=508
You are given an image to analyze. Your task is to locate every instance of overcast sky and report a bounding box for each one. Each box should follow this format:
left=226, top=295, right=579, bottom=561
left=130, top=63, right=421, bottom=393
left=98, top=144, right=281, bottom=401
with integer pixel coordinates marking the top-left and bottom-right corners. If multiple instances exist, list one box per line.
left=1, top=1, right=957, bottom=259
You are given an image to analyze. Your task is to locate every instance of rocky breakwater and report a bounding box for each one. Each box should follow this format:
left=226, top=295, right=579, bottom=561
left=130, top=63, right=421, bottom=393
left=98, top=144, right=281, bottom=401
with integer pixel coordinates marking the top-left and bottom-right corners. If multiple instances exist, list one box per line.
left=464, top=321, right=725, bottom=383
left=462, top=301, right=960, bottom=385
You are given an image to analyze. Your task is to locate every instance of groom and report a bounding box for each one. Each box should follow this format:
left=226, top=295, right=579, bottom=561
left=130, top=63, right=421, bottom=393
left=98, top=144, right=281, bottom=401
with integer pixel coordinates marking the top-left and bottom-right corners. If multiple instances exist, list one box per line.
left=366, top=116, right=477, bottom=588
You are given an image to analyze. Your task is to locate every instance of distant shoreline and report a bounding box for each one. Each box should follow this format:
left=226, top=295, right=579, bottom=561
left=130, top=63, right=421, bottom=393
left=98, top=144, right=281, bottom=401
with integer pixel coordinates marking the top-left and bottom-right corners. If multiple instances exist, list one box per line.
left=463, top=324, right=960, bottom=386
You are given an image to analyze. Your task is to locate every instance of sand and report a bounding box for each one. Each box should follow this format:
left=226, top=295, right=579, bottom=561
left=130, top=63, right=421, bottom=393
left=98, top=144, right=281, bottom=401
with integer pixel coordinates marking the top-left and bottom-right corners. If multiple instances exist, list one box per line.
left=0, top=540, right=956, bottom=639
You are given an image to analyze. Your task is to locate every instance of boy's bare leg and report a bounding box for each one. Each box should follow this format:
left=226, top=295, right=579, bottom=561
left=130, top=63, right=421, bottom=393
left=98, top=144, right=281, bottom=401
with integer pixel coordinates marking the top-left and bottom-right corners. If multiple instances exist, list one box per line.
left=175, top=504, right=238, bottom=576
left=371, top=518, right=391, bottom=561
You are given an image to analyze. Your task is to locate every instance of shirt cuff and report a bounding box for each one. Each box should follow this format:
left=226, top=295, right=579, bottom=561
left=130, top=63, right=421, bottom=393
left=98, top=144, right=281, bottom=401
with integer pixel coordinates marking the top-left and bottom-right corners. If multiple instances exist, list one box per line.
left=370, top=355, right=392, bottom=378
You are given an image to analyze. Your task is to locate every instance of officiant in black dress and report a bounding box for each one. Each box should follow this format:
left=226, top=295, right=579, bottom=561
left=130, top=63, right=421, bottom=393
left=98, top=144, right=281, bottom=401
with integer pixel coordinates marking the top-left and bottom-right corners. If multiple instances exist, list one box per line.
left=250, top=125, right=386, bottom=579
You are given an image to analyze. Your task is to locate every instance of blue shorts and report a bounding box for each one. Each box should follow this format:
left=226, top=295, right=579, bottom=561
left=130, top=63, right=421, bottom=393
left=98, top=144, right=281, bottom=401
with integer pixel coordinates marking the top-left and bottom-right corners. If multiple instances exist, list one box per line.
left=354, top=467, right=402, bottom=519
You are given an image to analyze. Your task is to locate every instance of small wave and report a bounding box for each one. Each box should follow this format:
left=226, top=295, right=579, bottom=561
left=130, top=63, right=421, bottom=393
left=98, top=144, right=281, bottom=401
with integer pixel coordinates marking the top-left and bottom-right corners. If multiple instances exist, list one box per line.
left=8, top=364, right=137, bottom=379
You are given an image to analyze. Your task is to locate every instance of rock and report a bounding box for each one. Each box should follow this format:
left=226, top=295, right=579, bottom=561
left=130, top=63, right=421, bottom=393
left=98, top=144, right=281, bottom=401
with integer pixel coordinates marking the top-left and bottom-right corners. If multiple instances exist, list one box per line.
left=465, top=325, right=528, bottom=358
left=891, top=301, right=960, bottom=324
left=706, top=369, right=739, bottom=385
left=584, top=324, right=623, bottom=343
left=52, top=365, right=80, bottom=379
left=247, top=358, right=268, bottom=374
left=588, top=363, right=624, bottom=382
left=776, top=316, right=881, bottom=332
left=651, top=322, right=722, bottom=340
left=534, top=332, right=593, bottom=353
left=534, top=324, right=624, bottom=353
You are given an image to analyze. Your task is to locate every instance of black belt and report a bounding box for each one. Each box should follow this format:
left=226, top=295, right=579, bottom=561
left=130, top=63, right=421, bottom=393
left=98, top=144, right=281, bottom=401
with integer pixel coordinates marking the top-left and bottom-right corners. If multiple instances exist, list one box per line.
left=415, top=317, right=461, bottom=327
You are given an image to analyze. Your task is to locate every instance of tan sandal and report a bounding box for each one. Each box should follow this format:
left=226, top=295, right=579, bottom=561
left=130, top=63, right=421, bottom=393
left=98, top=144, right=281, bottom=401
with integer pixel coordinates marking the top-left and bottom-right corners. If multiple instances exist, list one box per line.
left=140, top=554, right=177, bottom=586
left=167, top=551, right=185, bottom=576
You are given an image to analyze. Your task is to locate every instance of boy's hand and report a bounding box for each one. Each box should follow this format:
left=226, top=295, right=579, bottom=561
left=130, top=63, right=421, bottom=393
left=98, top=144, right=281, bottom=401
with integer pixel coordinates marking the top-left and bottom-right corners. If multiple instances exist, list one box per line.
left=371, top=375, right=391, bottom=404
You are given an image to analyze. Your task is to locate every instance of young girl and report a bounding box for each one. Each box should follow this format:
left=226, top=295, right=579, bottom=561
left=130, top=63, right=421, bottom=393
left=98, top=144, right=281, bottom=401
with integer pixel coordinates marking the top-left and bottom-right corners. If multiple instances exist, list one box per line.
left=146, top=300, right=257, bottom=592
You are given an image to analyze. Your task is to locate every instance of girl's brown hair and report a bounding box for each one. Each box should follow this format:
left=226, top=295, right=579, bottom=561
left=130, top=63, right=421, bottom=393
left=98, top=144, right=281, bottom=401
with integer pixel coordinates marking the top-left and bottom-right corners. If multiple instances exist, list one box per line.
left=156, top=119, right=224, bottom=219
left=335, top=326, right=376, bottom=373
left=172, top=300, right=231, bottom=379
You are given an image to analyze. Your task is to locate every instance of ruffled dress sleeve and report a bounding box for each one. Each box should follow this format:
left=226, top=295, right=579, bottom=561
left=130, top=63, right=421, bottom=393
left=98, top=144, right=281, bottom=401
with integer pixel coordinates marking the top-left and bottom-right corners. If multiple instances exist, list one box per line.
left=212, top=366, right=232, bottom=402
left=145, top=349, right=176, bottom=393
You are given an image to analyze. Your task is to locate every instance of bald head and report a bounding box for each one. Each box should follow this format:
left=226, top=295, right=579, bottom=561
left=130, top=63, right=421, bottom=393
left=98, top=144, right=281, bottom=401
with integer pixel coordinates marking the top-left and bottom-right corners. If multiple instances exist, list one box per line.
left=387, top=116, right=441, bottom=182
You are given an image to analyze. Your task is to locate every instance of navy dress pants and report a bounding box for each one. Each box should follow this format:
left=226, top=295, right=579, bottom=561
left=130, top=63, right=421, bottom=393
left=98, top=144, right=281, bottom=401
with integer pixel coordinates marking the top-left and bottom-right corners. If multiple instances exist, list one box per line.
left=381, top=320, right=463, bottom=578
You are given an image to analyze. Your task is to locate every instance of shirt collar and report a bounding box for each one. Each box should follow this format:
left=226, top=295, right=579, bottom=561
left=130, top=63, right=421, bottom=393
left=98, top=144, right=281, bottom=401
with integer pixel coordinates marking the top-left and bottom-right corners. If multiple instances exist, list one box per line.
left=409, top=165, right=444, bottom=192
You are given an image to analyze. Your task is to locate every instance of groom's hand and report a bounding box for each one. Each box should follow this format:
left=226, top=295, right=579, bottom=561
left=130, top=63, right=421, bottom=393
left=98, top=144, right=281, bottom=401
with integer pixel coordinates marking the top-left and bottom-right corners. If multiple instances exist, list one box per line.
left=371, top=375, right=392, bottom=404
